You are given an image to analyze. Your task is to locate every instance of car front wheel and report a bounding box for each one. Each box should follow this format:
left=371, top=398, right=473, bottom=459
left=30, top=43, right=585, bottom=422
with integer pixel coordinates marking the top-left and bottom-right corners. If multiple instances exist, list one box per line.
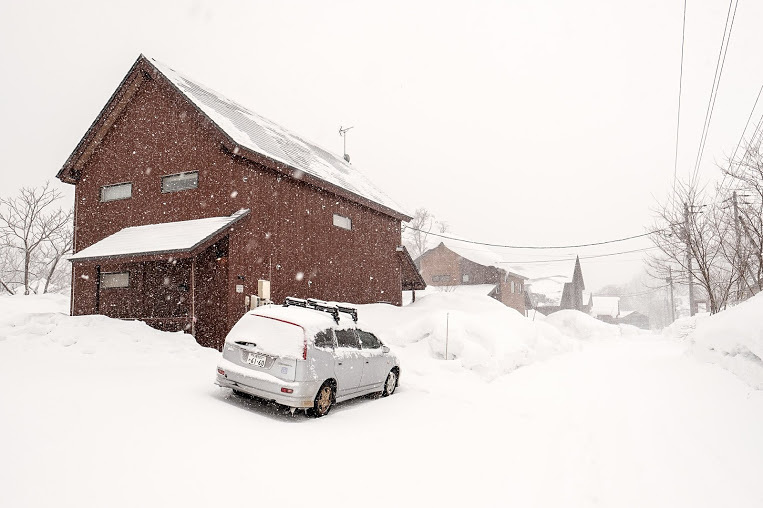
left=382, top=370, right=398, bottom=397
left=308, top=382, right=334, bottom=418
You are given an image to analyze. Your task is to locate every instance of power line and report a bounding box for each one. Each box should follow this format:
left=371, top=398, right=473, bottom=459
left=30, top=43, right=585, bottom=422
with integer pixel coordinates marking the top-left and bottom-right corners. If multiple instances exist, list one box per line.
left=595, top=285, right=670, bottom=298
left=404, top=227, right=658, bottom=250
left=497, top=246, right=659, bottom=265
left=692, top=0, right=739, bottom=184
left=673, top=0, right=688, bottom=200
left=718, top=82, right=763, bottom=193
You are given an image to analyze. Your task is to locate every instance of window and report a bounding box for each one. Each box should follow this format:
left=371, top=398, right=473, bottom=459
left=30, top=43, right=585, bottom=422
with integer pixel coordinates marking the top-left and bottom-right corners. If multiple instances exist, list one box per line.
left=333, top=214, right=352, bottom=230
left=100, top=182, right=132, bottom=202
left=462, top=274, right=470, bottom=283
left=432, top=275, right=451, bottom=284
left=357, top=330, right=382, bottom=349
left=511, top=280, right=515, bottom=294
left=101, top=272, right=129, bottom=289
left=314, top=329, right=335, bottom=349
left=335, top=329, right=360, bottom=349
left=162, top=171, right=198, bottom=193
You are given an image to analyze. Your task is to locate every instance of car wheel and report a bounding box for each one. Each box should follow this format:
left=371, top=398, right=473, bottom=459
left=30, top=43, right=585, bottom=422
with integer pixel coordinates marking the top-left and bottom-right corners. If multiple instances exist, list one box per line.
left=382, top=369, right=398, bottom=397
left=308, top=382, right=335, bottom=418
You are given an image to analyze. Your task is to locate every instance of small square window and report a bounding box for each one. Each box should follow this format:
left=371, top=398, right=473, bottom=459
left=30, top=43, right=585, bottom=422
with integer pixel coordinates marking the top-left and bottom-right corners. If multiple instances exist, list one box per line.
left=101, top=272, right=129, bottom=289
left=333, top=214, right=352, bottom=230
left=462, top=274, right=469, bottom=283
left=162, top=171, right=198, bottom=193
left=101, top=182, right=132, bottom=202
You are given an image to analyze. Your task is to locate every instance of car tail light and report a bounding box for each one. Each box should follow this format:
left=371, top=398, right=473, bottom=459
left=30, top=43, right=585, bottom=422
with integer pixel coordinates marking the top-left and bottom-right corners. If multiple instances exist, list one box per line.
left=217, top=368, right=225, bottom=375
left=281, top=387, right=294, bottom=394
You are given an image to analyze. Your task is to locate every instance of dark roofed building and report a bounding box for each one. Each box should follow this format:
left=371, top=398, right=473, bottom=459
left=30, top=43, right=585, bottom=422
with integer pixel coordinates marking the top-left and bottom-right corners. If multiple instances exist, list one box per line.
left=57, top=54, right=419, bottom=349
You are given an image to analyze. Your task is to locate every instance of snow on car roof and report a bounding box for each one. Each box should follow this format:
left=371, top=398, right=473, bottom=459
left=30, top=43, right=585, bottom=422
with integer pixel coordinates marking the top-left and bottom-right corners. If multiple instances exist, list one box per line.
left=69, top=209, right=249, bottom=261
left=249, top=303, right=358, bottom=334
left=148, top=57, right=407, bottom=218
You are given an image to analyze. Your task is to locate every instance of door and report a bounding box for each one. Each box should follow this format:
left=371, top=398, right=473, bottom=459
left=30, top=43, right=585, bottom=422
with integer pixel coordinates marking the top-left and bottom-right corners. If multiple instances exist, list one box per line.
left=333, top=329, right=364, bottom=398
left=357, top=330, right=389, bottom=390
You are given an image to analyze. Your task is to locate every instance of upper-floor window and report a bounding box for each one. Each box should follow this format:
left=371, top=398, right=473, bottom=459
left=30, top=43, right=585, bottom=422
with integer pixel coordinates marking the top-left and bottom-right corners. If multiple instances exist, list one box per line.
left=511, top=280, right=515, bottom=293
left=432, top=275, right=451, bottom=284
left=462, top=274, right=470, bottom=283
left=162, top=171, right=198, bottom=193
left=333, top=213, right=352, bottom=230
left=101, top=271, right=130, bottom=289
left=101, top=182, right=132, bottom=202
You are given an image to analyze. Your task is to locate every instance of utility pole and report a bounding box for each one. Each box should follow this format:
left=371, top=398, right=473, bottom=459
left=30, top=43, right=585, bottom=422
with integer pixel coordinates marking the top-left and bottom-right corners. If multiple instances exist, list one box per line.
left=732, top=190, right=742, bottom=301
left=684, top=202, right=696, bottom=316
left=666, top=266, right=676, bottom=323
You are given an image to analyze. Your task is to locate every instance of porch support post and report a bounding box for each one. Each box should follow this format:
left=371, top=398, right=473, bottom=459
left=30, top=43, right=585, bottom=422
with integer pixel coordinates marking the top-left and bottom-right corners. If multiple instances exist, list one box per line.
left=191, top=256, right=196, bottom=336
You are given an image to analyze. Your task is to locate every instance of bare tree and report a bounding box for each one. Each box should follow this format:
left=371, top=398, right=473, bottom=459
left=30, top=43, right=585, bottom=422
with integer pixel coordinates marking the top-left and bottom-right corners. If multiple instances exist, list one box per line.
left=0, top=182, right=73, bottom=295
left=402, top=208, right=450, bottom=260
left=403, top=208, right=435, bottom=260
left=649, top=181, right=736, bottom=315
left=720, top=125, right=763, bottom=298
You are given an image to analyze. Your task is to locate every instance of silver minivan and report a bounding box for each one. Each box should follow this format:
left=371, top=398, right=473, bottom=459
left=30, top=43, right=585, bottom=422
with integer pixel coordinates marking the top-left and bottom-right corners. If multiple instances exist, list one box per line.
left=215, top=298, right=400, bottom=417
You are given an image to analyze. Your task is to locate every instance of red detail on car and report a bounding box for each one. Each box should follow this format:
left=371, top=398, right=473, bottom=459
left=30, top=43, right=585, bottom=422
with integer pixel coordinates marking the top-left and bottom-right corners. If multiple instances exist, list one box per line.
left=281, top=387, right=294, bottom=394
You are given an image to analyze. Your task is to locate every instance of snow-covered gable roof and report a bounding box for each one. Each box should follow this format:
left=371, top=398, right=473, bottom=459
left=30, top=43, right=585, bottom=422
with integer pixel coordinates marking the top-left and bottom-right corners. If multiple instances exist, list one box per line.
left=436, top=237, right=527, bottom=279
left=591, top=296, right=620, bottom=318
left=147, top=57, right=407, bottom=220
left=69, top=209, right=250, bottom=262
left=525, top=275, right=569, bottom=307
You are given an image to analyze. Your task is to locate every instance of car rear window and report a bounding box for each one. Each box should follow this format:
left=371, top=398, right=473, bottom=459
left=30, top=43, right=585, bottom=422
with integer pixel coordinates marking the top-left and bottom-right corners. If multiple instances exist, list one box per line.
left=226, top=315, right=305, bottom=358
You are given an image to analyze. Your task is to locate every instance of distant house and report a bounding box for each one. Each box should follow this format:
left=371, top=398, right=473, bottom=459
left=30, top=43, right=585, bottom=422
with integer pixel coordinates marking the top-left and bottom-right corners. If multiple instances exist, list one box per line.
left=523, top=257, right=587, bottom=315
left=617, top=310, right=649, bottom=329
left=416, top=240, right=527, bottom=314
left=56, top=54, right=421, bottom=349
left=591, top=296, right=620, bottom=324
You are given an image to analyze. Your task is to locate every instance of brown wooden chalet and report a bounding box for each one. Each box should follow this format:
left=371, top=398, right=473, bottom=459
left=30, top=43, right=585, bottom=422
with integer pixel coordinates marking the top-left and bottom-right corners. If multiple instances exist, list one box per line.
left=416, top=240, right=527, bottom=314
left=57, top=54, right=423, bottom=349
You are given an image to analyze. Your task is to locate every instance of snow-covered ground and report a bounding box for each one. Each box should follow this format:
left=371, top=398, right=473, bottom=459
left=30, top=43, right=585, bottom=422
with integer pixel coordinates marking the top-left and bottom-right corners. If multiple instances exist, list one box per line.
left=2, top=293, right=763, bottom=507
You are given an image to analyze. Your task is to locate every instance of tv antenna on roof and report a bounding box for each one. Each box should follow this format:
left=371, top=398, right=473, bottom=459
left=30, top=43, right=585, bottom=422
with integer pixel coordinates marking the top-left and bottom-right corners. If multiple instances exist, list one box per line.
left=339, top=125, right=354, bottom=163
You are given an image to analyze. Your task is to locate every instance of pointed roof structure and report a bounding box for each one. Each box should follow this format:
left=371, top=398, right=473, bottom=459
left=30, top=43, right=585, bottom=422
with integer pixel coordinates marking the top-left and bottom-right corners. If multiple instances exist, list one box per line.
left=57, top=54, right=410, bottom=222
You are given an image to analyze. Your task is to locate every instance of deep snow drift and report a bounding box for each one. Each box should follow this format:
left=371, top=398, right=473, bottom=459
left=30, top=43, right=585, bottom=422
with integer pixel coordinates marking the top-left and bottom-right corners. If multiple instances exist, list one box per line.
left=675, top=293, right=763, bottom=389
left=2, top=292, right=763, bottom=507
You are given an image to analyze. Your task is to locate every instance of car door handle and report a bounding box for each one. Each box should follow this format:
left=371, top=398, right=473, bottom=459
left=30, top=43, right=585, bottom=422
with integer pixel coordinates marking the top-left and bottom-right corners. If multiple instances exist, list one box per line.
left=338, top=362, right=343, bottom=366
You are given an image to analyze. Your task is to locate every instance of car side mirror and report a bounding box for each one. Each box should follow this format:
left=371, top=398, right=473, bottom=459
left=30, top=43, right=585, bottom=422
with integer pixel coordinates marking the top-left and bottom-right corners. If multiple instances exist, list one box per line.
left=382, top=346, right=390, bottom=353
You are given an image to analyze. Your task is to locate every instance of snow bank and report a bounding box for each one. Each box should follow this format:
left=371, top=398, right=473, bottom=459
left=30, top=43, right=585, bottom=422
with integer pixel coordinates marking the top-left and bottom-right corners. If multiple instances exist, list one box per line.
left=359, top=292, right=580, bottom=381
left=687, top=294, right=763, bottom=389
left=543, top=309, right=649, bottom=341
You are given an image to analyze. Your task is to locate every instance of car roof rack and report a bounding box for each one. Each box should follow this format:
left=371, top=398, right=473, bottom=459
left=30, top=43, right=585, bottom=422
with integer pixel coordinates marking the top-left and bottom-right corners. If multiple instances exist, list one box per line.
left=283, top=297, right=358, bottom=324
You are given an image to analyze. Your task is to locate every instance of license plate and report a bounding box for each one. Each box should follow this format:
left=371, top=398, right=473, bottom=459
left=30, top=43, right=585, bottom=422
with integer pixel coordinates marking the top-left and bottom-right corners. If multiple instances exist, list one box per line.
left=246, top=353, right=267, bottom=368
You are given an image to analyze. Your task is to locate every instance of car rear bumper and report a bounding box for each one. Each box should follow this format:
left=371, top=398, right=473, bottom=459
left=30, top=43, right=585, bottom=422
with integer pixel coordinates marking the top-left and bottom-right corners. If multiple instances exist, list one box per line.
left=215, top=358, right=319, bottom=408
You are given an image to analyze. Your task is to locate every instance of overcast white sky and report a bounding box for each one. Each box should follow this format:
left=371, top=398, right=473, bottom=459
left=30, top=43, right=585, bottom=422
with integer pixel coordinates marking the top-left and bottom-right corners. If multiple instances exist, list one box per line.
left=2, top=0, right=762, bottom=292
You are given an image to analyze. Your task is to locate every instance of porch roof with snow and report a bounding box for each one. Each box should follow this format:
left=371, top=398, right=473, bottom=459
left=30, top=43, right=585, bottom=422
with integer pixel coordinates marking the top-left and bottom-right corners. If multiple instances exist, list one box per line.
left=68, top=209, right=250, bottom=263
left=56, top=55, right=410, bottom=222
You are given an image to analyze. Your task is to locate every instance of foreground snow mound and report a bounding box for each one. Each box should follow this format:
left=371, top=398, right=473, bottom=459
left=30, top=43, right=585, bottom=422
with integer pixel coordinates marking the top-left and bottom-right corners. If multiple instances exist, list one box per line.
left=0, top=293, right=70, bottom=316
left=359, top=293, right=579, bottom=381
left=689, top=294, right=763, bottom=389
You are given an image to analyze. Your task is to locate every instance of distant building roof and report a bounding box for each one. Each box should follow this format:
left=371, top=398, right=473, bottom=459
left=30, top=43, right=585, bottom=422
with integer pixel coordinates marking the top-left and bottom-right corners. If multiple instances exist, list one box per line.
left=432, top=237, right=527, bottom=279
left=591, top=296, right=620, bottom=318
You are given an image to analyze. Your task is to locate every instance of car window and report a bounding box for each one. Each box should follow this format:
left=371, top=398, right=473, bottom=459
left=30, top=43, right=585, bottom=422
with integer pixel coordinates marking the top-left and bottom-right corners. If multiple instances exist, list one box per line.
left=314, top=329, right=335, bottom=349
left=357, top=330, right=382, bottom=349
left=335, top=329, right=360, bottom=349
